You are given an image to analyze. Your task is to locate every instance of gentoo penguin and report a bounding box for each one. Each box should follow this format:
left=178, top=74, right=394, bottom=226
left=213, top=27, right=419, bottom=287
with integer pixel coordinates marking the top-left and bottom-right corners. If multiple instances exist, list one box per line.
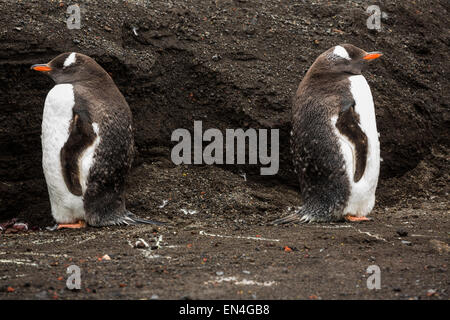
left=274, top=44, right=383, bottom=224
left=31, top=52, right=163, bottom=229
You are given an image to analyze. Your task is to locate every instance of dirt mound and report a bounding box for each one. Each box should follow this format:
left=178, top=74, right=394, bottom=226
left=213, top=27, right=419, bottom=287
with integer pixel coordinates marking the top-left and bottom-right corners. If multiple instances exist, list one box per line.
left=0, top=0, right=449, bottom=225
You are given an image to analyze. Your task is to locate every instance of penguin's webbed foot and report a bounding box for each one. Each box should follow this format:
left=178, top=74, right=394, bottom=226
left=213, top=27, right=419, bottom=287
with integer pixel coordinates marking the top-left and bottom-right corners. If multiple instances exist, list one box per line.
left=46, top=220, right=87, bottom=231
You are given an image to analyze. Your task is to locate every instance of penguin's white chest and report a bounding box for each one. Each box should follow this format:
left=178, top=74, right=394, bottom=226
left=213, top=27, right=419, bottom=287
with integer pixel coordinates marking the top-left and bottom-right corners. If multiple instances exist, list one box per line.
left=41, top=84, right=85, bottom=223
left=333, top=75, right=380, bottom=217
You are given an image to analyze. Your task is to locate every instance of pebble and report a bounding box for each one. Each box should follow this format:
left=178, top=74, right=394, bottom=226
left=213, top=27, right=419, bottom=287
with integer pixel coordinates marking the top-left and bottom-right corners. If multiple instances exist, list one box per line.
left=135, top=239, right=149, bottom=248
left=426, top=289, right=437, bottom=297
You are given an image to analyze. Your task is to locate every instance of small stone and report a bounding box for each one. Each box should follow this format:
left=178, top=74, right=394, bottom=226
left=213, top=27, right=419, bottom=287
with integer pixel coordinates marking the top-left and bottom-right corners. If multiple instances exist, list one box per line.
left=135, top=239, right=149, bottom=248
left=426, top=289, right=437, bottom=297
left=216, top=271, right=224, bottom=276
left=401, top=240, right=412, bottom=246
left=101, top=254, right=111, bottom=261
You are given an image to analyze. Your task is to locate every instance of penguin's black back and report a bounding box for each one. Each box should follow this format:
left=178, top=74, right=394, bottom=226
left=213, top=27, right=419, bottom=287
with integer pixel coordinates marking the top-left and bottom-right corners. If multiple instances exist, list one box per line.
left=73, top=77, right=135, bottom=226
left=291, top=88, right=350, bottom=221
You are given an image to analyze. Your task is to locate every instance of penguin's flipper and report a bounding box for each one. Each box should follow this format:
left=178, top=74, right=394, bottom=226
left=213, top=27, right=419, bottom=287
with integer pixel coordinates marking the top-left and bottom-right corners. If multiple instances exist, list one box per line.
left=60, top=109, right=96, bottom=196
left=335, top=98, right=368, bottom=182
left=340, top=98, right=355, bottom=114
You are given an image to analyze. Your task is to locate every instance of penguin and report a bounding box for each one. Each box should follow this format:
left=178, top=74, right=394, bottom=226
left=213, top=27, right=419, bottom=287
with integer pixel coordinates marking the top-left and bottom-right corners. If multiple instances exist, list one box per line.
left=273, top=44, right=383, bottom=224
left=31, top=52, right=163, bottom=229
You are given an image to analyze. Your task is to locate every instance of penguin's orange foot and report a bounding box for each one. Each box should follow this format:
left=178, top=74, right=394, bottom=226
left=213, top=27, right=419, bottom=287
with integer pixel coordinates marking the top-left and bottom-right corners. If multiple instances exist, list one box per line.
left=56, top=220, right=87, bottom=230
left=344, top=215, right=370, bottom=222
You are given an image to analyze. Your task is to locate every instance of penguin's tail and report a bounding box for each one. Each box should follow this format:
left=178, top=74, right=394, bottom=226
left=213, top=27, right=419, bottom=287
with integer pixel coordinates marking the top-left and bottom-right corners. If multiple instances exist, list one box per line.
left=270, top=202, right=338, bottom=225
left=270, top=212, right=303, bottom=225
left=270, top=207, right=307, bottom=225
left=119, top=211, right=166, bottom=226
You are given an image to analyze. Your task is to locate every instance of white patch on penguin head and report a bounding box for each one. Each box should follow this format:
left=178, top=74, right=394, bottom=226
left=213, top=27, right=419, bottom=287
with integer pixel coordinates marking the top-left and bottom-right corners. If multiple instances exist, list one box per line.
left=92, top=122, right=99, bottom=135
left=332, top=45, right=351, bottom=60
left=63, top=52, right=77, bottom=67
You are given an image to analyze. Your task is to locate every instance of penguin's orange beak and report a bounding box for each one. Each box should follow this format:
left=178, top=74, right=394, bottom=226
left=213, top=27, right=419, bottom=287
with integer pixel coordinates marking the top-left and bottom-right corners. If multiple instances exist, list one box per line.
left=363, top=52, right=383, bottom=60
left=31, top=64, right=52, bottom=72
